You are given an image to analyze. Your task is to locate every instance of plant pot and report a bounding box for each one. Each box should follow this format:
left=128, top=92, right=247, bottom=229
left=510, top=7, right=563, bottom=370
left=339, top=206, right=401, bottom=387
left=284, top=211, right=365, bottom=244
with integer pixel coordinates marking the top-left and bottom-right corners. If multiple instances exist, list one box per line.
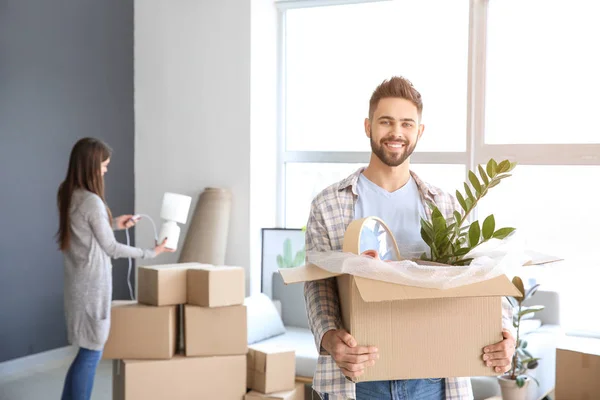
left=497, top=375, right=530, bottom=400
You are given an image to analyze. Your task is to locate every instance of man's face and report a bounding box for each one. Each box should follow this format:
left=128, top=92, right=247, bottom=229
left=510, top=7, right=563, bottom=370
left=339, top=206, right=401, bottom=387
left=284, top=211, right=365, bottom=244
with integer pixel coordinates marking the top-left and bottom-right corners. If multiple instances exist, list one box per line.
left=365, top=97, right=424, bottom=167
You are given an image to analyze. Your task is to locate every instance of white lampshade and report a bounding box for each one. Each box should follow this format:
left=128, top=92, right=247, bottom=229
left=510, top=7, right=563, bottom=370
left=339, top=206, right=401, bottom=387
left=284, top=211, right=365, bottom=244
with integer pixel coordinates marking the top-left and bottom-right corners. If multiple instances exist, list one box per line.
left=160, top=192, right=192, bottom=224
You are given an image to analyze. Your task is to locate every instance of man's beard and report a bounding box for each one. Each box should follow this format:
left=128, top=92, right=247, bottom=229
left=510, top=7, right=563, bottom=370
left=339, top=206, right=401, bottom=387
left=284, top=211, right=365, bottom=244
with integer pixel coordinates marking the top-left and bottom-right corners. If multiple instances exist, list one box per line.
left=370, top=133, right=417, bottom=167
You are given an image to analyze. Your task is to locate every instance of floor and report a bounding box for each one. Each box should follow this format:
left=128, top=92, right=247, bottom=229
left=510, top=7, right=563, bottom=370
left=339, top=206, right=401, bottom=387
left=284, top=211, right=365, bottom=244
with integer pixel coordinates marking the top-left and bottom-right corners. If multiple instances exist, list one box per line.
left=0, top=358, right=112, bottom=400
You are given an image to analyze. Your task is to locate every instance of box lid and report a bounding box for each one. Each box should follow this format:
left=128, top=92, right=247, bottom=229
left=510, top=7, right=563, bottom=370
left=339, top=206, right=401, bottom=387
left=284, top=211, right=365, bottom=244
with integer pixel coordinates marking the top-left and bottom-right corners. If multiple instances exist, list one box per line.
left=280, top=264, right=521, bottom=301
left=140, top=262, right=203, bottom=271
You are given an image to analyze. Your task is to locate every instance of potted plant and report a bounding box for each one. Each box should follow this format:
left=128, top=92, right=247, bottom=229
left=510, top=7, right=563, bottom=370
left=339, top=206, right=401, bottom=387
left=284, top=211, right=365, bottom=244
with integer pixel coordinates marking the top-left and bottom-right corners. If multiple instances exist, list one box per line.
left=497, top=276, right=544, bottom=400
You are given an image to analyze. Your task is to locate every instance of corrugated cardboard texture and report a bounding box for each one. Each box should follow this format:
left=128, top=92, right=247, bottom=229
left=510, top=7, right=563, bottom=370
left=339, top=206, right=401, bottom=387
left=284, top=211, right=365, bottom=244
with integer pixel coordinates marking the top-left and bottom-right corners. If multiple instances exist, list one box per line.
left=137, top=263, right=201, bottom=306
left=184, top=304, right=247, bottom=356
left=113, top=355, right=246, bottom=400
left=102, top=301, right=176, bottom=360
left=187, top=266, right=245, bottom=307
left=556, top=339, right=600, bottom=400
left=247, top=345, right=295, bottom=393
left=340, top=276, right=503, bottom=381
left=244, top=383, right=305, bottom=400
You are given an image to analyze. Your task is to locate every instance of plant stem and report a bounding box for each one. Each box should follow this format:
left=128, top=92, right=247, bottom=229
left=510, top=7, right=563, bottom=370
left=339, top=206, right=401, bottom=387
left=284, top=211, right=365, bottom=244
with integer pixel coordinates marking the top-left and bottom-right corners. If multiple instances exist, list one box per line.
left=511, top=303, right=521, bottom=380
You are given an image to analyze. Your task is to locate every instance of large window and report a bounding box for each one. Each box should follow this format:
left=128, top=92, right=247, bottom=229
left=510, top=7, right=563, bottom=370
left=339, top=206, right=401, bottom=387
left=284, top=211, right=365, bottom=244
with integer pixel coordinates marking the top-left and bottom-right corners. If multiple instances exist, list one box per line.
left=277, top=0, right=600, bottom=336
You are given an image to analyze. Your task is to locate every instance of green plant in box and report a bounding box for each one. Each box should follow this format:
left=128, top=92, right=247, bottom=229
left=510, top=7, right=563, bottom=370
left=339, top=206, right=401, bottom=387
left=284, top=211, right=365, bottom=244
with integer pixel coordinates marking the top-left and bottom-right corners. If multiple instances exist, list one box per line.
left=419, top=158, right=517, bottom=265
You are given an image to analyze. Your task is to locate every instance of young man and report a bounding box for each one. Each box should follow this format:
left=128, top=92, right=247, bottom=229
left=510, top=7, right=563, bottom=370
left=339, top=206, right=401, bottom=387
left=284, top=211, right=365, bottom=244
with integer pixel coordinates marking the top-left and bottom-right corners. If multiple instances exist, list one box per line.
left=304, top=77, right=515, bottom=400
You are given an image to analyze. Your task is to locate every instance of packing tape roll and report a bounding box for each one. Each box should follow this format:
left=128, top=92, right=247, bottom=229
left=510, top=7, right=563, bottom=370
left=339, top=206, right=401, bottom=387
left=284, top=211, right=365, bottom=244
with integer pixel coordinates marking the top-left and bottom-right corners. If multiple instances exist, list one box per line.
left=178, top=187, right=232, bottom=265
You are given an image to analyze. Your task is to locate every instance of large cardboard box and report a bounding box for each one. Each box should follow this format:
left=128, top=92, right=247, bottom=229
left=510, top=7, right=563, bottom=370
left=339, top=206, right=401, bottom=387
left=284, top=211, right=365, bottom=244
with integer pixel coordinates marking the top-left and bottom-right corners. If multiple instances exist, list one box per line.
left=279, top=217, right=563, bottom=382
left=102, top=301, right=177, bottom=360
left=184, top=304, right=247, bottom=356
left=137, top=263, right=202, bottom=306
left=113, top=355, right=246, bottom=400
left=247, top=344, right=295, bottom=393
left=281, top=265, right=520, bottom=381
left=555, top=337, right=600, bottom=399
left=187, top=265, right=245, bottom=307
left=244, top=383, right=305, bottom=400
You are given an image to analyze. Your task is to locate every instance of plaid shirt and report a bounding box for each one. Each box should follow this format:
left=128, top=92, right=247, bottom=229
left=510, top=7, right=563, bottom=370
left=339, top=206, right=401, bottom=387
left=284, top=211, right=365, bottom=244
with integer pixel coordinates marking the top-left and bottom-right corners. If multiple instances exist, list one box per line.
left=303, top=167, right=514, bottom=400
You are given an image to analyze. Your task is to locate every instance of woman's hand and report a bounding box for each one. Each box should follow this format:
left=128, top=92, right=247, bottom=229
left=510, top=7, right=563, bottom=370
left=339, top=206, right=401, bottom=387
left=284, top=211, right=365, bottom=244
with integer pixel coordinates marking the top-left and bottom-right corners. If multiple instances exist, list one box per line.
left=115, top=214, right=140, bottom=230
left=154, top=238, right=176, bottom=255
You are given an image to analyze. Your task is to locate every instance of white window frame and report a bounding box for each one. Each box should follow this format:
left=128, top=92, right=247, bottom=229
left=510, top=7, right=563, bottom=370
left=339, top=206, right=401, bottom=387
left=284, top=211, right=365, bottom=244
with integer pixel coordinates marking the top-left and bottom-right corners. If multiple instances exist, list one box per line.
left=276, top=0, right=600, bottom=228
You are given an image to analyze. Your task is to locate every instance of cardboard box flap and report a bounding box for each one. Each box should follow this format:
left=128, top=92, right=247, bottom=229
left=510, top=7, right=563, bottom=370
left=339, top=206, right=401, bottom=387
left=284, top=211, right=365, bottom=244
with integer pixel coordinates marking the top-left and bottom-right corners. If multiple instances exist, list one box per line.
left=278, top=263, right=340, bottom=284
left=522, top=250, right=563, bottom=266
left=354, top=274, right=521, bottom=302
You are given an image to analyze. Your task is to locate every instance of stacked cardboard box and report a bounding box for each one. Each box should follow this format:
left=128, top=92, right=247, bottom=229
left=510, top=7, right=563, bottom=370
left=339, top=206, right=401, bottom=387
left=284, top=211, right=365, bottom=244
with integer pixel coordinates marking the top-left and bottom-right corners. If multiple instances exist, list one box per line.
left=104, top=263, right=247, bottom=400
left=245, top=344, right=298, bottom=399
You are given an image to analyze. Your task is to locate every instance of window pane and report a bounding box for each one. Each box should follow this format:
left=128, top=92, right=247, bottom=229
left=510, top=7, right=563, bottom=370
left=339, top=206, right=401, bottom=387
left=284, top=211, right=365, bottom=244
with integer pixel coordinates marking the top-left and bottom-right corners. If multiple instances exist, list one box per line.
left=285, top=1, right=469, bottom=152
left=410, top=164, right=465, bottom=199
left=285, top=163, right=363, bottom=228
left=485, top=0, right=600, bottom=144
left=285, top=163, right=465, bottom=229
left=477, top=165, right=600, bottom=334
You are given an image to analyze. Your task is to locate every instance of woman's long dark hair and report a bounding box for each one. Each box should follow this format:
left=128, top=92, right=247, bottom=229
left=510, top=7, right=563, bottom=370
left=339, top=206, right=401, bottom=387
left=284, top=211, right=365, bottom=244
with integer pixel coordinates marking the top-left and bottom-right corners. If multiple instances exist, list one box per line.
left=56, top=138, right=113, bottom=251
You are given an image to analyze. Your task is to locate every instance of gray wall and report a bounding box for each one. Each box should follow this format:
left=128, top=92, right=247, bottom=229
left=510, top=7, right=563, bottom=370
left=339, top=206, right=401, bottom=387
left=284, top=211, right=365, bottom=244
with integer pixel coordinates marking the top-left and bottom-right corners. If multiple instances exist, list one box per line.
left=0, top=0, right=135, bottom=362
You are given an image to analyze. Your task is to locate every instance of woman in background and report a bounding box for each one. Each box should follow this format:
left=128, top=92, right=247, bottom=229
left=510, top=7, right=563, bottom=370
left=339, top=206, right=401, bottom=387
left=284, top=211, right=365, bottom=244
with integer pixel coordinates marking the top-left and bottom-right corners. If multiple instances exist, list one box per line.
left=56, top=137, right=173, bottom=400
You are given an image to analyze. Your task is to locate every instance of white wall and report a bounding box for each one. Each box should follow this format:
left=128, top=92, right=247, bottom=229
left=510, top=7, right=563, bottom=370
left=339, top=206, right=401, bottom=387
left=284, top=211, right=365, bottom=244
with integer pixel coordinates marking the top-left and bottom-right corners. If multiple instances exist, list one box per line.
left=135, top=0, right=277, bottom=295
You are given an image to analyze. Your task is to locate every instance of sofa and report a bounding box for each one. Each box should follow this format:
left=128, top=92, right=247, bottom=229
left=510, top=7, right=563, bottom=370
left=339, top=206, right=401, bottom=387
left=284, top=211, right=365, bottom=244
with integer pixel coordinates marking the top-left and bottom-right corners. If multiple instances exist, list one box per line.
left=247, top=272, right=561, bottom=400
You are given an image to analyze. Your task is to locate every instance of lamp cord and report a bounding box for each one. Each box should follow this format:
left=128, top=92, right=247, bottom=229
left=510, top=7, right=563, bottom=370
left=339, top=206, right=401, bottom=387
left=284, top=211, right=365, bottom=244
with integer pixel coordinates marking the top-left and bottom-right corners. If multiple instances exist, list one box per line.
left=125, top=214, right=158, bottom=300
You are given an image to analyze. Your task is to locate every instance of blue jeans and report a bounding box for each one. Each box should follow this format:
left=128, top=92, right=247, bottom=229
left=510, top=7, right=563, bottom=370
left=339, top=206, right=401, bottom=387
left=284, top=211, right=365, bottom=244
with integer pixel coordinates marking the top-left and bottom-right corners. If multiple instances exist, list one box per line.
left=61, top=347, right=103, bottom=400
left=323, top=379, right=445, bottom=400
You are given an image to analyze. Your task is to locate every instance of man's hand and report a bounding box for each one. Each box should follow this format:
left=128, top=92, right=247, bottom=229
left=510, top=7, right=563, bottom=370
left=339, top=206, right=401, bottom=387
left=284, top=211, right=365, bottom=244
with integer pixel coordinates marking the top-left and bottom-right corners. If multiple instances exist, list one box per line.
left=483, top=329, right=516, bottom=373
left=321, top=329, right=379, bottom=379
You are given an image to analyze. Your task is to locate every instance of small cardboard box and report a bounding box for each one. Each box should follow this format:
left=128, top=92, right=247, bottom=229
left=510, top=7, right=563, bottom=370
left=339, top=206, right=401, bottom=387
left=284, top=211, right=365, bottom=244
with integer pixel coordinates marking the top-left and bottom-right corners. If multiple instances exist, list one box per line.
left=244, top=383, right=305, bottom=400
left=184, top=304, right=247, bottom=356
left=137, top=263, right=202, bottom=306
left=555, top=337, right=600, bottom=399
left=247, top=344, right=295, bottom=394
left=113, top=355, right=246, bottom=400
left=102, top=301, right=177, bottom=360
left=187, top=265, right=245, bottom=307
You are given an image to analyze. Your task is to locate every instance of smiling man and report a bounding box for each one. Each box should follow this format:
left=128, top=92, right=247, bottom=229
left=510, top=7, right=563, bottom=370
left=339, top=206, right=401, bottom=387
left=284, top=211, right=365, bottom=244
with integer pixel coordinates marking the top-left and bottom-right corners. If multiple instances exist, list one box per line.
left=304, top=76, right=515, bottom=400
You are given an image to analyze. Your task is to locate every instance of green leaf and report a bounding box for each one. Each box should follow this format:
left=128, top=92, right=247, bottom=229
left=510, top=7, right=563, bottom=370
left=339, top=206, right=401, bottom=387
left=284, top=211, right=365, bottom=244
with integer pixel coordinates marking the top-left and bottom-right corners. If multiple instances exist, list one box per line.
left=496, top=173, right=513, bottom=181
left=497, top=160, right=511, bottom=173
left=506, top=296, right=519, bottom=308
left=469, top=171, right=482, bottom=195
left=482, top=215, right=495, bottom=240
left=453, top=211, right=462, bottom=225
left=420, top=218, right=434, bottom=234
left=486, top=159, right=498, bottom=178
left=468, top=221, right=481, bottom=248
left=493, top=227, right=516, bottom=239
left=420, top=227, right=433, bottom=248
left=519, top=306, right=545, bottom=318
left=478, top=165, right=489, bottom=185
left=283, top=238, right=292, bottom=264
left=432, top=207, right=444, bottom=220
left=512, top=276, right=525, bottom=298
left=488, top=180, right=501, bottom=188
left=465, top=197, right=474, bottom=210
left=456, top=191, right=468, bottom=212
left=525, top=283, right=540, bottom=299
left=453, top=257, right=474, bottom=266
left=454, top=247, right=471, bottom=257
left=293, top=249, right=305, bottom=267
left=520, top=339, right=528, bottom=349
left=464, top=182, right=475, bottom=201
left=276, top=254, right=284, bottom=268
left=510, top=161, right=518, bottom=171
left=516, top=376, right=525, bottom=388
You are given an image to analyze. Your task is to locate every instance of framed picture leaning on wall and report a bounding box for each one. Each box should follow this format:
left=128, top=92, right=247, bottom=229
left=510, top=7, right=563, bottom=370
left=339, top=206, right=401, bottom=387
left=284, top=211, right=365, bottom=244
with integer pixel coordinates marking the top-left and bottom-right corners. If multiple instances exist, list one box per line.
left=260, top=228, right=306, bottom=298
